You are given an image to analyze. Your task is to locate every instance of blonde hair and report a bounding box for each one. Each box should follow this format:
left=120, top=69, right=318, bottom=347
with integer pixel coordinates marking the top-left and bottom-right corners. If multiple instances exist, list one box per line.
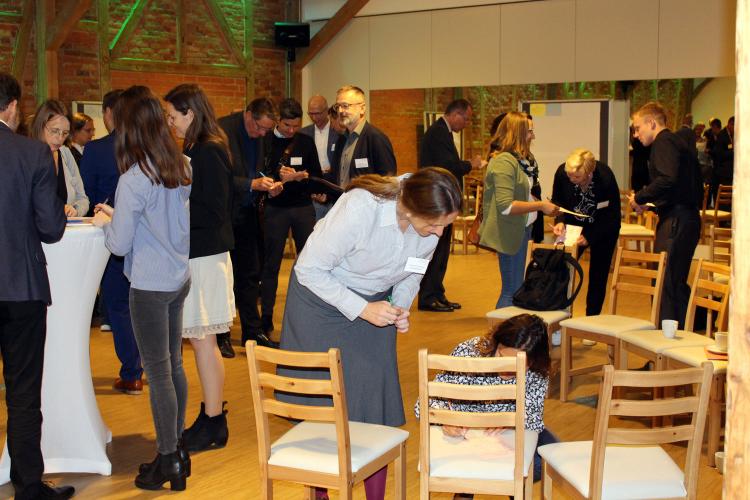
left=564, top=149, right=596, bottom=175
left=634, top=101, right=668, bottom=126
left=490, top=111, right=532, bottom=158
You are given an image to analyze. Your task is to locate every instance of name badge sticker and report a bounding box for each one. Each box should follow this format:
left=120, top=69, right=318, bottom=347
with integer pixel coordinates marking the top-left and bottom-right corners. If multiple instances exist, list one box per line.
left=404, top=257, right=429, bottom=274
left=355, top=158, right=369, bottom=169
left=596, top=200, right=610, bottom=209
left=290, top=157, right=303, bottom=166
left=331, top=143, right=336, bottom=151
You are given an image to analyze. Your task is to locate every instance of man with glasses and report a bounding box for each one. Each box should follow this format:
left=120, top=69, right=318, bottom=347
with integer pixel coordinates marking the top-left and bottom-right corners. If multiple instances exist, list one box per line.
left=418, top=99, right=486, bottom=312
left=331, top=85, right=396, bottom=188
left=299, top=95, right=339, bottom=219
left=219, top=98, right=279, bottom=350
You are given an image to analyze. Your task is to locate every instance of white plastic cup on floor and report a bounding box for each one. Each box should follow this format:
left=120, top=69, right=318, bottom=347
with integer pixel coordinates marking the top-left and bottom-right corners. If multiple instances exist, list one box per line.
left=661, top=319, right=678, bottom=339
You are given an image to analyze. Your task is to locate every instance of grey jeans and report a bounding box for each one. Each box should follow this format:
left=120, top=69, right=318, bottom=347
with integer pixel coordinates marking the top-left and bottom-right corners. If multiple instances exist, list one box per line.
left=129, top=280, right=190, bottom=454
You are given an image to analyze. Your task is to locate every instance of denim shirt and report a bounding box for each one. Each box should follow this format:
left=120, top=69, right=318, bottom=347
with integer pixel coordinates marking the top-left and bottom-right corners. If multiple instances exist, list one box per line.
left=103, top=161, right=191, bottom=292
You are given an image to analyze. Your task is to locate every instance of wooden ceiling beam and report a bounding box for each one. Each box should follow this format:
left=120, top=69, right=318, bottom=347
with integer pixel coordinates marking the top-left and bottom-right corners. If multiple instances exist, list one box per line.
left=11, top=0, right=35, bottom=80
left=45, top=0, right=93, bottom=51
left=294, top=0, right=369, bottom=70
left=203, top=0, right=246, bottom=67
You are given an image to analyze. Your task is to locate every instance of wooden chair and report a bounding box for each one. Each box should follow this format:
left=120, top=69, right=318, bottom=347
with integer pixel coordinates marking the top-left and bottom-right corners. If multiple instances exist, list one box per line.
left=486, top=241, right=579, bottom=341
left=451, top=177, right=482, bottom=254
left=418, top=349, right=535, bottom=499
left=701, top=184, right=732, bottom=242
left=617, top=259, right=730, bottom=372
left=539, top=363, right=713, bottom=500
left=619, top=189, right=640, bottom=225
left=709, top=225, right=732, bottom=265
left=618, top=210, right=657, bottom=252
left=246, top=342, right=408, bottom=499
left=559, top=247, right=667, bottom=402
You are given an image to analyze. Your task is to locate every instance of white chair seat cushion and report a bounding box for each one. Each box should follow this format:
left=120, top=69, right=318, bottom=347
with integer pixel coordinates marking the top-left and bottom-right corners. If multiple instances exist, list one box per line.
left=486, top=306, right=571, bottom=325
left=269, top=421, right=408, bottom=475
left=560, top=315, right=654, bottom=336
left=618, top=329, right=713, bottom=354
left=619, top=224, right=655, bottom=236
left=537, top=441, right=686, bottom=499
left=428, top=426, right=538, bottom=480
left=662, top=346, right=727, bottom=374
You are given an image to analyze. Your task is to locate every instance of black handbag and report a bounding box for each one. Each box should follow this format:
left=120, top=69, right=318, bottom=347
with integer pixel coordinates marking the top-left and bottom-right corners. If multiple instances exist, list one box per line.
left=512, top=246, right=584, bottom=311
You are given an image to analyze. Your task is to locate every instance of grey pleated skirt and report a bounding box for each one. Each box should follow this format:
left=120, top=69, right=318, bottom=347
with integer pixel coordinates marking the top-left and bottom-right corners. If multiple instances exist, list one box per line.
left=278, top=270, right=405, bottom=427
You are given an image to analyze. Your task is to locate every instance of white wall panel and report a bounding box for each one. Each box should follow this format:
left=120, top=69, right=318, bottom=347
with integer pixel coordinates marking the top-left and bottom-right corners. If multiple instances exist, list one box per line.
left=658, top=0, right=736, bottom=78
left=430, top=5, right=501, bottom=87
left=369, top=12, right=431, bottom=90
left=500, top=0, right=575, bottom=84
left=575, top=0, right=658, bottom=81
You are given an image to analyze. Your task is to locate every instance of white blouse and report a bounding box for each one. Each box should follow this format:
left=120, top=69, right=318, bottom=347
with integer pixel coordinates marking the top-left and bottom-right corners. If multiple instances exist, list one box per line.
left=59, top=145, right=90, bottom=216
left=294, top=187, right=439, bottom=321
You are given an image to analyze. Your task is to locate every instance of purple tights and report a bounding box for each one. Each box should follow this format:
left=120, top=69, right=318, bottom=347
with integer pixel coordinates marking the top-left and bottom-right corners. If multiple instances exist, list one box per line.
left=315, top=466, right=388, bottom=500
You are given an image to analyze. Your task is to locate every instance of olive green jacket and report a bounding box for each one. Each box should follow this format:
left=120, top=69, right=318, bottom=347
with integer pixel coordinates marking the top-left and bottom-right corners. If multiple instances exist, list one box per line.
left=479, top=152, right=531, bottom=255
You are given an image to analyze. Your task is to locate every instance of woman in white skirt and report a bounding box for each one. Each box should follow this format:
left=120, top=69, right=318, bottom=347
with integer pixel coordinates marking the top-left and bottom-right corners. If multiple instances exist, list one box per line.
left=165, top=84, right=235, bottom=452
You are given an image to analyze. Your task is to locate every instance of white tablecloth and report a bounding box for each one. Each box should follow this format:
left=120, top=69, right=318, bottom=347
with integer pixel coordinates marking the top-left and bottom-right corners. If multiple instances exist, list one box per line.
left=0, top=224, right=112, bottom=483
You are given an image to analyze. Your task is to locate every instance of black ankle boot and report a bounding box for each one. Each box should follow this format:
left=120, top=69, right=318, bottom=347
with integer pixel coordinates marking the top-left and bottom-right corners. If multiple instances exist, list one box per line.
left=139, top=440, right=190, bottom=477
left=182, top=401, right=229, bottom=452
left=135, top=451, right=187, bottom=491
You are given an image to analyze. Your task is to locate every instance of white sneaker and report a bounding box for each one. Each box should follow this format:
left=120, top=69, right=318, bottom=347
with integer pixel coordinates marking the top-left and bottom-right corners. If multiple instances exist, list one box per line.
left=100, top=323, right=112, bottom=332
left=551, top=330, right=561, bottom=346
left=582, top=339, right=596, bottom=346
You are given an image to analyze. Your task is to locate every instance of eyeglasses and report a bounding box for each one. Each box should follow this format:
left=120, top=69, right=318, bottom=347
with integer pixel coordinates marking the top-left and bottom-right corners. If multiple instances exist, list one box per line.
left=45, top=126, right=70, bottom=138
left=334, top=102, right=364, bottom=112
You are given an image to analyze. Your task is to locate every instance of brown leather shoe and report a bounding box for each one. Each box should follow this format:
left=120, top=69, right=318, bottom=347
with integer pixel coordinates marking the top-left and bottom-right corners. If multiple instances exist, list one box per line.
left=114, top=378, right=143, bottom=395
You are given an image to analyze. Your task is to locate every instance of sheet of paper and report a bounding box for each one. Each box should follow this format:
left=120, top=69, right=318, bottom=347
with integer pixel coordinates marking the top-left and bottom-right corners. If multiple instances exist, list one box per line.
left=563, top=224, right=583, bottom=246
left=558, top=206, right=592, bottom=218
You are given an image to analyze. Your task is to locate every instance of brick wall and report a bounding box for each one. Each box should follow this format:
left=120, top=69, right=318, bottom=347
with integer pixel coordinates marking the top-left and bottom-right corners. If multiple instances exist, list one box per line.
left=0, top=0, right=286, bottom=121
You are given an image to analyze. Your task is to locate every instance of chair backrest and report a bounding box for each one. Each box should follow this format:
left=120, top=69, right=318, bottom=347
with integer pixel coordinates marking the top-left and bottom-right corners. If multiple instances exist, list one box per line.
left=607, top=247, right=667, bottom=326
left=246, top=342, right=352, bottom=484
left=684, top=259, right=731, bottom=335
left=619, top=190, right=639, bottom=224
left=463, top=176, right=482, bottom=217
left=709, top=225, right=732, bottom=265
left=700, top=183, right=710, bottom=213
left=418, top=349, right=527, bottom=495
left=589, top=364, right=713, bottom=500
left=524, top=241, right=580, bottom=312
left=714, top=184, right=732, bottom=215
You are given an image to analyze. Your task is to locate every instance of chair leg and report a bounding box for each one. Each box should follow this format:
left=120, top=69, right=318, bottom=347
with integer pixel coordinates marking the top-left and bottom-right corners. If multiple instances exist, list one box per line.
left=420, top=467, right=429, bottom=500
left=524, top=464, right=533, bottom=500
left=542, top=461, right=552, bottom=499
left=560, top=328, right=570, bottom=402
left=395, top=442, right=406, bottom=500
left=340, top=485, right=352, bottom=500
left=707, top=374, right=724, bottom=467
left=305, top=486, right=316, bottom=500
left=261, top=477, right=272, bottom=500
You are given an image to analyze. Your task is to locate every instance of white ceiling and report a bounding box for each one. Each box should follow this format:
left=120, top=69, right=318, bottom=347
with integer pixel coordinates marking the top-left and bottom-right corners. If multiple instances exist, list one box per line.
left=301, top=0, right=537, bottom=21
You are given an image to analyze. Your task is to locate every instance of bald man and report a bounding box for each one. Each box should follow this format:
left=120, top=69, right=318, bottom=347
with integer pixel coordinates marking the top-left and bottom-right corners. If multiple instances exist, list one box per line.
left=300, top=95, right=340, bottom=219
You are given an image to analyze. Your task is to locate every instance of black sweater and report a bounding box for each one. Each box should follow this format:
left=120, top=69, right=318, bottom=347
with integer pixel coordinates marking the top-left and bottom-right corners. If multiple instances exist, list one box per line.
left=264, top=131, right=323, bottom=208
left=551, top=161, right=621, bottom=245
left=185, top=141, right=235, bottom=258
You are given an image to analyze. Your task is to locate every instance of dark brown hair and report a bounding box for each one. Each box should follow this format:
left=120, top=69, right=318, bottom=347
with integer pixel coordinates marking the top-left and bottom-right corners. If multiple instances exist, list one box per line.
left=30, top=99, right=69, bottom=142
left=114, top=85, right=191, bottom=188
left=163, top=83, right=229, bottom=154
left=346, top=167, right=462, bottom=218
left=476, top=314, right=550, bottom=377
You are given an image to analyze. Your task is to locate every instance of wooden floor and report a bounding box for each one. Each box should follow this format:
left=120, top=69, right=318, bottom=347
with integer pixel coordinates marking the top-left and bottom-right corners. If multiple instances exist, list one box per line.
left=0, top=249, right=724, bottom=499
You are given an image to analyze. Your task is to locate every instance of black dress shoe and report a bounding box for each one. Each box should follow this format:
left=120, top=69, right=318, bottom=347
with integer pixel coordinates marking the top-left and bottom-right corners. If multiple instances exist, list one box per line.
left=16, top=481, right=75, bottom=499
left=418, top=300, right=454, bottom=312
left=216, top=332, right=235, bottom=358
left=254, top=332, right=280, bottom=349
left=440, top=298, right=461, bottom=310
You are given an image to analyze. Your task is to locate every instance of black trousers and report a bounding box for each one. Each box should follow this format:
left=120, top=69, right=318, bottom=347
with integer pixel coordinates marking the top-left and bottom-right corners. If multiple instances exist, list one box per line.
left=578, top=231, right=619, bottom=316
left=260, top=204, right=316, bottom=324
left=231, top=207, right=263, bottom=340
left=654, top=207, right=701, bottom=328
left=0, top=300, right=46, bottom=493
left=418, top=223, right=452, bottom=305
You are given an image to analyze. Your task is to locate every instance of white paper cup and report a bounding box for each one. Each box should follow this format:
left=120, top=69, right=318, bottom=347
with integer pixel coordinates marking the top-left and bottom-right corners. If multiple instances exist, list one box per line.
left=715, top=332, right=728, bottom=351
left=715, top=451, right=725, bottom=474
left=661, top=319, right=678, bottom=339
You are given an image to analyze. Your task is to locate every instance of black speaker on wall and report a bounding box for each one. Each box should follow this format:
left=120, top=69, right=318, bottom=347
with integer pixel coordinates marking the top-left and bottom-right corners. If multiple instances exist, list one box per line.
left=274, top=22, right=310, bottom=48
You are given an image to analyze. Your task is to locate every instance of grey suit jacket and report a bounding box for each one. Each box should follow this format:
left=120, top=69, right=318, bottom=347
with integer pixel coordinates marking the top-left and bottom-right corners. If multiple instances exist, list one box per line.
left=300, top=122, right=339, bottom=177
left=0, top=123, right=66, bottom=304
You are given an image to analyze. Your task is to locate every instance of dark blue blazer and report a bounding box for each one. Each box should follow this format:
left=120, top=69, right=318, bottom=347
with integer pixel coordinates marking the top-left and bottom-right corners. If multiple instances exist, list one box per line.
left=0, top=122, right=66, bottom=304
left=79, top=131, right=119, bottom=213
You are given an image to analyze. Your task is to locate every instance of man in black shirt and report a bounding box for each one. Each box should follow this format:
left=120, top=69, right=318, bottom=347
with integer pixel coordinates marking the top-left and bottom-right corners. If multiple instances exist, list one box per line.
left=260, top=98, right=322, bottom=334
left=629, top=102, right=703, bottom=328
